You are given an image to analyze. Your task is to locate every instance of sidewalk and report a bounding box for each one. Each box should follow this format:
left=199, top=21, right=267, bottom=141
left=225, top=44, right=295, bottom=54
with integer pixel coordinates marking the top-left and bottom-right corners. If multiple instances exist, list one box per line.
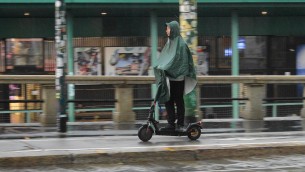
left=0, top=117, right=304, bottom=167
left=1, top=131, right=305, bottom=167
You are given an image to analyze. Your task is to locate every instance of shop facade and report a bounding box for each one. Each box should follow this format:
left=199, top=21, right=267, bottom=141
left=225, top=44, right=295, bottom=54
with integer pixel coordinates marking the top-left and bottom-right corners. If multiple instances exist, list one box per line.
left=0, top=0, right=305, bottom=122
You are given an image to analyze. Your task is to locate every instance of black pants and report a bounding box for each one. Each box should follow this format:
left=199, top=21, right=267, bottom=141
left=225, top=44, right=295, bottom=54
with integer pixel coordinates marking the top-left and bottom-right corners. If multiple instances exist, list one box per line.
left=165, top=80, right=185, bottom=126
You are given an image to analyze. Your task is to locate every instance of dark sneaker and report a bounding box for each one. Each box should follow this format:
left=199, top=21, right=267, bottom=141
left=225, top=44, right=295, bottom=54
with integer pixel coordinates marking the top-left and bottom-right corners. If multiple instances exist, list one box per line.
left=176, top=125, right=185, bottom=132
left=160, top=124, right=175, bottom=131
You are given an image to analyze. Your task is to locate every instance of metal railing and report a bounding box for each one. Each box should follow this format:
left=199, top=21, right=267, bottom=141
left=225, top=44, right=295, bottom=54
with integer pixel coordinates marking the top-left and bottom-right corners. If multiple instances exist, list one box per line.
left=1, top=75, right=305, bottom=84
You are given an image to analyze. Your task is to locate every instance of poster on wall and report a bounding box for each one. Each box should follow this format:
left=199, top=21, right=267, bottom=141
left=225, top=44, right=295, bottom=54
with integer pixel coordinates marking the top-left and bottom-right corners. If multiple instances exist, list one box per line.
left=296, top=45, right=305, bottom=96
left=296, top=45, right=305, bottom=74
left=9, top=84, right=21, bottom=97
left=197, top=46, right=209, bottom=75
left=104, top=47, right=151, bottom=76
left=74, top=47, right=101, bottom=75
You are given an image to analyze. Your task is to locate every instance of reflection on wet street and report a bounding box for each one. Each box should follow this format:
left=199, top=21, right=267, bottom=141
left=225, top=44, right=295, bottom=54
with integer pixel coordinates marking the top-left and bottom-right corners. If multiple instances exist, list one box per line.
left=2, top=154, right=305, bottom=172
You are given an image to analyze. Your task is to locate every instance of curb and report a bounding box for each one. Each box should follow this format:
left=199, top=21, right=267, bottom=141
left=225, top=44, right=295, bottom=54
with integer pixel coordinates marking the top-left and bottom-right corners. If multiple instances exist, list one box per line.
left=1, top=141, right=305, bottom=167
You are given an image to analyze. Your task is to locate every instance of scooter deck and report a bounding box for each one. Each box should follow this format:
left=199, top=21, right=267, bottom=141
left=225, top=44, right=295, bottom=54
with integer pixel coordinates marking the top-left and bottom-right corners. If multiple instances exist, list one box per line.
left=155, top=130, right=187, bottom=136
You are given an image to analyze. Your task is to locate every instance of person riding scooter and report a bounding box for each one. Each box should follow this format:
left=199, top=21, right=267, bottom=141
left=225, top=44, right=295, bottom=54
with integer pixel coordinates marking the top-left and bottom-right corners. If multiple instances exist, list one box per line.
left=154, top=21, right=197, bottom=132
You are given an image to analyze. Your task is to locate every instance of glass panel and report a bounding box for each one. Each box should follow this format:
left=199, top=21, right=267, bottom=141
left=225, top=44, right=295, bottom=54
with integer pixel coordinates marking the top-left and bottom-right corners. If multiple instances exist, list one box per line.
left=5, top=38, right=43, bottom=69
left=239, top=36, right=267, bottom=70
left=217, top=36, right=231, bottom=69
left=44, top=40, right=56, bottom=72
left=217, top=36, right=267, bottom=71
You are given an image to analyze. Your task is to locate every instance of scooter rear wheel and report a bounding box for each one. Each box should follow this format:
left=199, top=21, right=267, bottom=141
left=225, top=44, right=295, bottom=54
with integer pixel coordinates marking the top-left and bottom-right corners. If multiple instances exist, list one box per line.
left=187, top=125, right=201, bottom=140
left=138, top=125, right=153, bottom=142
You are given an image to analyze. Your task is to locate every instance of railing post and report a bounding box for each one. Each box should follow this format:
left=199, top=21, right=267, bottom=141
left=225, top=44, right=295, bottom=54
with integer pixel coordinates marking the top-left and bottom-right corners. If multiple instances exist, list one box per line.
left=300, top=84, right=305, bottom=118
left=242, top=83, right=265, bottom=120
left=231, top=10, right=240, bottom=120
left=41, top=85, right=57, bottom=127
left=113, top=85, right=136, bottom=129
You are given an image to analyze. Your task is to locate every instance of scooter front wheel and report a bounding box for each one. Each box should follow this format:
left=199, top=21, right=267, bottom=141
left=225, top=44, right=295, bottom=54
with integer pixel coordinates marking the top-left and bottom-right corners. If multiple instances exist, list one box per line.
left=187, top=125, right=201, bottom=140
left=138, top=125, right=153, bottom=142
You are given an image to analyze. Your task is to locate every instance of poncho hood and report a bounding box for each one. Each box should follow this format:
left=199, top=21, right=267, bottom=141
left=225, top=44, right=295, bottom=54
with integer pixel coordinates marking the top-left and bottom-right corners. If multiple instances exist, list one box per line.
left=153, top=21, right=197, bottom=103
left=166, top=21, right=180, bottom=40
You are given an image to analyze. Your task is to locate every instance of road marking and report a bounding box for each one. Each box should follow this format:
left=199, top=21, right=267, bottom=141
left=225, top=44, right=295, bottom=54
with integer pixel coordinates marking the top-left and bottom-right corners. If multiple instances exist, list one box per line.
left=216, top=136, right=291, bottom=141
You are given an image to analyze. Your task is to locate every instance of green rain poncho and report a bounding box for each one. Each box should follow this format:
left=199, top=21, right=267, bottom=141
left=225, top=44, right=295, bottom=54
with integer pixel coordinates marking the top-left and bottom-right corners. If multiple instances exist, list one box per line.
left=154, top=21, right=197, bottom=105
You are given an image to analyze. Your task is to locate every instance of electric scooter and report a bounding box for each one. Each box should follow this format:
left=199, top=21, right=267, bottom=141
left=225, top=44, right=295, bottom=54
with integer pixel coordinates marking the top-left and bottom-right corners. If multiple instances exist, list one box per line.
left=138, top=102, right=202, bottom=142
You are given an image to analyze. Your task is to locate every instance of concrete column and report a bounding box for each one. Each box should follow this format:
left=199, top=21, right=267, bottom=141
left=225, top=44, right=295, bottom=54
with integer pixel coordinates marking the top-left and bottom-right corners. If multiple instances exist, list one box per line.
left=113, top=85, right=136, bottom=129
left=302, top=120, right=305, bottom=130
left=242, top=84, right=265, bottom=120
left=300, top=85, right=305, bottom=118
left=41, top=85, right=57, bottom=127
left=242, top=120, right=264, bottom=132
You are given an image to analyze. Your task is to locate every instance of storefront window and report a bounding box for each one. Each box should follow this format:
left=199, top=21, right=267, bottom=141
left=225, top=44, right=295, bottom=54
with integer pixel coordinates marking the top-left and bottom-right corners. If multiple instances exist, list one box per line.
left=217, top=36, right=267, bottom=71
left=239, top=36, right=267, bottom=70
left=5, top=38, right=43, bottom=70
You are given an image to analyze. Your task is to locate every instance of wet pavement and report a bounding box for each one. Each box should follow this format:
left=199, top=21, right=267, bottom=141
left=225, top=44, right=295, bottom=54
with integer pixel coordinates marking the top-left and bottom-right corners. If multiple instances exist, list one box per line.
left=1, top=131, right=305, bottom=167
left=0, top=116, right=305, bottom=171
left=1, top=154, right=305, bottom=172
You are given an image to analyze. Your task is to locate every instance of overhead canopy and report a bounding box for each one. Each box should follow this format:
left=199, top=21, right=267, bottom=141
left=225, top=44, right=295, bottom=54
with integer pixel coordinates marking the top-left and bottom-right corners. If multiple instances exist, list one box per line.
left=0, top=0, right=305, bottom=18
